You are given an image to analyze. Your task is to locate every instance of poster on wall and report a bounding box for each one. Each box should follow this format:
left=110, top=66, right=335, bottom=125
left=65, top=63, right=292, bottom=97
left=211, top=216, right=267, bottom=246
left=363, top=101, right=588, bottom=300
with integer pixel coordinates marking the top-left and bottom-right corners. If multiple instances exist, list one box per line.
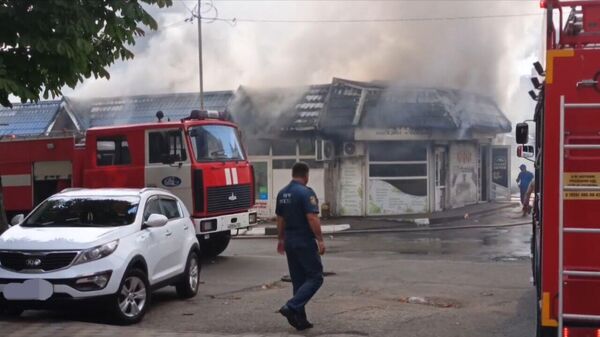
left=367, top=180, right=428, bottom=215
left=449, top=142, right=478, bottom=208
left=339, top=158, right=363, bottom=216
left=491, top=145, right=511, bottom=201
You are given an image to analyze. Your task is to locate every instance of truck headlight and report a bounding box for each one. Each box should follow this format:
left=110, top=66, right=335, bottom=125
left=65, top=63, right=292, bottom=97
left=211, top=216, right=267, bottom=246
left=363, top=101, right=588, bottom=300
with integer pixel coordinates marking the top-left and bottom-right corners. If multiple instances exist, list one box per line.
left=73, top=240, right=119, bottom=265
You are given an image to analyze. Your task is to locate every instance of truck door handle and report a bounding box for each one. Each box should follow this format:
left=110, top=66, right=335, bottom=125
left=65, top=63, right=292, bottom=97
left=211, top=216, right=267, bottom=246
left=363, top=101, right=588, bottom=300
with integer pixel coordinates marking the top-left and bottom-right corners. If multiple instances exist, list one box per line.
left=183, top=225, right=189, bottom=230
left=165, top=230, right=172, bottom=237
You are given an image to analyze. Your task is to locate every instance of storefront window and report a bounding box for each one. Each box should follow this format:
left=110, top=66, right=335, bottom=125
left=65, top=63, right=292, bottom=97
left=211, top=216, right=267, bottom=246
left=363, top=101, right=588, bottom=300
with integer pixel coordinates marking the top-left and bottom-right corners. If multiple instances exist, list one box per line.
left=367, top=141, right=429, bottom=215
left=272, top=140, right=296, bottom=156
left=253, top=162, right=269, bottom=200
left=369, top=142, right=427, bottom=161
left=298, top=139, right=316, bottom=156
left=273, top=159, right=297, bottom=169
left=247, top=139, right=271, bottom=156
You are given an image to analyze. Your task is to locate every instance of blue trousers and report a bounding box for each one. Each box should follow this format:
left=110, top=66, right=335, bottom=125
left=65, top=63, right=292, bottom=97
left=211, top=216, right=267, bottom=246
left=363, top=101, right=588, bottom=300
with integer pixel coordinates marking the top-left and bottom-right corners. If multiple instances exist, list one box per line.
left=285, top=239, right=324, bottom=314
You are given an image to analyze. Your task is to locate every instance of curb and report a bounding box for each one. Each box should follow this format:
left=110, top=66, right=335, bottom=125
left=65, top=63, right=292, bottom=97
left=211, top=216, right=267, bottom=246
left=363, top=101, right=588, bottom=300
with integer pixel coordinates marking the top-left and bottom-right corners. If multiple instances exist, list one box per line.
left=233, top=221, right=531, bottom=239
left=237, top=224, right=351, bottom=237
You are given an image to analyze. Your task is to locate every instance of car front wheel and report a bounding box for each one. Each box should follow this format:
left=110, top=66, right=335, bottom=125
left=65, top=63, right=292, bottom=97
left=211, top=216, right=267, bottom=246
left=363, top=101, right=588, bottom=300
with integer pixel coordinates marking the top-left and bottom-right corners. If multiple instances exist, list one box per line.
left=111, top=268, right=150, bottom=325
left=176, top=251, right=201, bottom=299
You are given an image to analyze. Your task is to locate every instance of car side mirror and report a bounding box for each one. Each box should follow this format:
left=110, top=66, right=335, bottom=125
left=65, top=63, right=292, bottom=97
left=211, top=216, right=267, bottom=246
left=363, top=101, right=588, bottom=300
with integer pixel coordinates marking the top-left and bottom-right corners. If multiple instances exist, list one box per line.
left=144, top=214, right=168, bottom=228
left=10, top=214, right=24, bottom=227
left=516, top=123, right=529, bottom=144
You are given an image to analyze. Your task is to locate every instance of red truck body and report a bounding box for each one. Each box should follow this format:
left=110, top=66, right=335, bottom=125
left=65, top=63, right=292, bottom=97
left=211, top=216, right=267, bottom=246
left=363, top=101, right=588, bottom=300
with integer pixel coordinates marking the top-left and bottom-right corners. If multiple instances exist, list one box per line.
left=0, top=116, right=257, bottom=256
left=531, top=1, right=600, bottom=336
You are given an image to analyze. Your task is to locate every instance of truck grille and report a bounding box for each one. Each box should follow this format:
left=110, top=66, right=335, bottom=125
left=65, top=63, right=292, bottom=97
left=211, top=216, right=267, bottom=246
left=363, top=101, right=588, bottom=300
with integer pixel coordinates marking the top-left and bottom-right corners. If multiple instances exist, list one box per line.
left=207, top=184, right=252, bottom=213
left=0, top=251, right=78, bottom=272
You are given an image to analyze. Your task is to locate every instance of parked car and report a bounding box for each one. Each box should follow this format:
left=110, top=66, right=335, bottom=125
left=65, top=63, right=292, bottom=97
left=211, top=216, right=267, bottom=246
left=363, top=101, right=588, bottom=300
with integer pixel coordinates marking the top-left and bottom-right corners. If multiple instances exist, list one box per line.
left=0, top=188, right=200, bottom=324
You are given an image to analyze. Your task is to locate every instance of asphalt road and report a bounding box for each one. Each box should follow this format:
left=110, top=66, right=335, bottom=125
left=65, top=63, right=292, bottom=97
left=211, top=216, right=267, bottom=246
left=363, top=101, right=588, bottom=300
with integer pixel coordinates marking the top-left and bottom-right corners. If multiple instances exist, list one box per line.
left=0, top=207, right=535, bottom=337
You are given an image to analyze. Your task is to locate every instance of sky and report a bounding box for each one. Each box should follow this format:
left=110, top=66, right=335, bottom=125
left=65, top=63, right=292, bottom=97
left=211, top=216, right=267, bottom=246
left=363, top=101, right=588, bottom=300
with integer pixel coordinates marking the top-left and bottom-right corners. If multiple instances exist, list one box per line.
left=65, top=0, right=545, bottom=125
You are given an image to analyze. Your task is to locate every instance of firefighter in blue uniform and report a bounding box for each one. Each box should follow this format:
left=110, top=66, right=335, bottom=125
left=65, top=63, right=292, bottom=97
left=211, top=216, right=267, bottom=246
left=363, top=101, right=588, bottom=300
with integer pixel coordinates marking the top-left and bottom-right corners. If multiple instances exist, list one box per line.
left=276, top=162, right=325, bottom=331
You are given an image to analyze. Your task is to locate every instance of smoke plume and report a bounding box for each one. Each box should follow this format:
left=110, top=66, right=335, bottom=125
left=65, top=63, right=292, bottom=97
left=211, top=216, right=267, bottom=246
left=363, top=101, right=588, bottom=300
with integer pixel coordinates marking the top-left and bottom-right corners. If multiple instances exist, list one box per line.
left=71, top=1, right=542, bottom=126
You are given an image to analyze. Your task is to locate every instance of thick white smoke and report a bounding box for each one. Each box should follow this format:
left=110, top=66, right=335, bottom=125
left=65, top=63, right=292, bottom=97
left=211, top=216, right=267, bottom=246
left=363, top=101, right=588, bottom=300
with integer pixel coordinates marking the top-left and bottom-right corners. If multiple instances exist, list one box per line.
left=71, top=0, right=543, bottom=125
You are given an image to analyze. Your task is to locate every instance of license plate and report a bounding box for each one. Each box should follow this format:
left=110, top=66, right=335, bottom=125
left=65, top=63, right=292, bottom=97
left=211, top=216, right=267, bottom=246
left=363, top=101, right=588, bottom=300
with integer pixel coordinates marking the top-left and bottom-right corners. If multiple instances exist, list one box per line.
left=228, top=223, right=241, bottom=229
left=3, top=279, right=53, bottom=301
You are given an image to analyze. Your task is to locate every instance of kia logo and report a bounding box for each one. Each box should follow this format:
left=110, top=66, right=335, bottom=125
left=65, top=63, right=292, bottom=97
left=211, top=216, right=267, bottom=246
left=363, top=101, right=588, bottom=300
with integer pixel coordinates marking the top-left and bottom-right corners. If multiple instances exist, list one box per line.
left=25, top=258, right=42, bottom=267
left=228, top=193, right=238, bottom=201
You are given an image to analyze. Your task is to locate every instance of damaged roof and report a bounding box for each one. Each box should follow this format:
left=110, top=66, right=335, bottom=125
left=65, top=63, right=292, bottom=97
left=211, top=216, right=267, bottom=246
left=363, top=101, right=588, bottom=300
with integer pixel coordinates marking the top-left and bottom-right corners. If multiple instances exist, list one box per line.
left=228, top=84, right=329, bottom=136
left=0, top=100, right=62, bottom=137
left=320, top=78, right=512, bottom=134
left=1, top=78, right=511, bottom=140
left=64, top=91, right=233, bottom=130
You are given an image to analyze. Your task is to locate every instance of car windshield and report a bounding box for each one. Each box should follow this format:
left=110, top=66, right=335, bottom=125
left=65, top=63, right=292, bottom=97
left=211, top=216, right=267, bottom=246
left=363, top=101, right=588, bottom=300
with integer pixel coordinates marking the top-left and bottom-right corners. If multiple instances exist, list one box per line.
left=22, top=196, right=140, bottom=228
left=189, top=125, right=245, bottom=162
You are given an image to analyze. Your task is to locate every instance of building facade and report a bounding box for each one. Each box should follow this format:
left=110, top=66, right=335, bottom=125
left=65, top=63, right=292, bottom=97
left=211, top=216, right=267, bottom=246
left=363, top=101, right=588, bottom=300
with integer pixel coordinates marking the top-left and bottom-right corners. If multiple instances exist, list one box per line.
left=0, top=78, right=512, bottom=218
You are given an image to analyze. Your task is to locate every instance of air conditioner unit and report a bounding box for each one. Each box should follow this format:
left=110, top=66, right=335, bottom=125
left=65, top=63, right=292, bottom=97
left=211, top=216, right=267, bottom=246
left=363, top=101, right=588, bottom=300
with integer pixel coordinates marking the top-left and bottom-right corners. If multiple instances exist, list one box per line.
left=315, top=139, right=334, bottom=161
left=341, top=142, right=364, bottom=157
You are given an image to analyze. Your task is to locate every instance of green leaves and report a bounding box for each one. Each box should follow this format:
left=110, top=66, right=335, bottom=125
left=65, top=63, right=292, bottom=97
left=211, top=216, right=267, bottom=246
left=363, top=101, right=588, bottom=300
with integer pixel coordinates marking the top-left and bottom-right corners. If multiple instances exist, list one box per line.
left=0, top=0, right=172, bottom=107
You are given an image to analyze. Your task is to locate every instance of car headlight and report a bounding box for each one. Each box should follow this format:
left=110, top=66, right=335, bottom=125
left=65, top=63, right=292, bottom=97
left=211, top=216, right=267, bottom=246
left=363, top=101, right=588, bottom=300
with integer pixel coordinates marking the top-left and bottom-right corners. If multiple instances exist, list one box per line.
left=73, top=240, right=119, bottom=265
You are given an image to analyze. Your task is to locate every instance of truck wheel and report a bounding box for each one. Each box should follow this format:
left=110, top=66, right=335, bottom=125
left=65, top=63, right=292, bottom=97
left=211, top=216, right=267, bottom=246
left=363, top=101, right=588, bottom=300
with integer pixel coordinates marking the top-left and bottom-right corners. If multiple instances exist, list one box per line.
left=110, top=268, right=150, bottom=325
left=175, top=251, right=201, bottom=299
left=200, top=231, right=231, bottom=257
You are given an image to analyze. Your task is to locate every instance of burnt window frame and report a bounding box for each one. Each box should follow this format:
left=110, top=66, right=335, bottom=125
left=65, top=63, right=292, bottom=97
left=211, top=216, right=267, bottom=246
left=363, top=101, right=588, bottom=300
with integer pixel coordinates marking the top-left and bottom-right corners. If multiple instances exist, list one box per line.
left=368, top=141, right=429, bottom=197
left=96, top=136, right=132, bottom=167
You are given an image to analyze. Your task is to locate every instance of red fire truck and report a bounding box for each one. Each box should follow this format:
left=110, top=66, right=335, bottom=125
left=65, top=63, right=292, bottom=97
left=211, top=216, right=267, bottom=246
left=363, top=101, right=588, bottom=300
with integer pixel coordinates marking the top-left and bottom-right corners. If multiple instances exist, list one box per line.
left=517, top=1, right=600, bottom=336
left=0, top=110, right=257, bottom=257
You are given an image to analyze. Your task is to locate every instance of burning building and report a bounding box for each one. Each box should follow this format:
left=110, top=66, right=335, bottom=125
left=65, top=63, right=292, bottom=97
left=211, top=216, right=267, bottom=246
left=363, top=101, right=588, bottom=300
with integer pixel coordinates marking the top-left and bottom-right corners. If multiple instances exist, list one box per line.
left=0, top=77, right=512, bottom=218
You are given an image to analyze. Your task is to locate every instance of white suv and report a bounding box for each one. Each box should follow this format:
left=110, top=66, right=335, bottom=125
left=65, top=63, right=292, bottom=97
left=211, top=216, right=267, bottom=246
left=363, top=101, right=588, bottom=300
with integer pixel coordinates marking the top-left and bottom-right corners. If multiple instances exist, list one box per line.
left=0, top=188, right=200, bottom=324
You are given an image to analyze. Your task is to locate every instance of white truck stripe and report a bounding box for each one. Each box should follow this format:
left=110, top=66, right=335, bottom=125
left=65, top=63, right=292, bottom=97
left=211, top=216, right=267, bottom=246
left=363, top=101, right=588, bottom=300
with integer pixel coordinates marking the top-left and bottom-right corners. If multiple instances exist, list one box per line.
left=225, top=168, right=232, bottom=185
left=232, top=168, right=238, bottom=184
left=1, top=174, right=31, bottom=187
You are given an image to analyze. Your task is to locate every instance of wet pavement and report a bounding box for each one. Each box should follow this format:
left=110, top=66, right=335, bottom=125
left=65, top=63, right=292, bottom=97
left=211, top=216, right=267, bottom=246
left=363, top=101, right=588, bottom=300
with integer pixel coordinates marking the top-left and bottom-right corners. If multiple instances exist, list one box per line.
left=0, top=206, right=535, bottom=337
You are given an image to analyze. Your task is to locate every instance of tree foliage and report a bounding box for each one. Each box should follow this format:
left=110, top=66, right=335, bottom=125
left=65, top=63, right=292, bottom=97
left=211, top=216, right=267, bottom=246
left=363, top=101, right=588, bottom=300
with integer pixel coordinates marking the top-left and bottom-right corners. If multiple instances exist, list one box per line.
left=0, top=0, right=172, bottom=107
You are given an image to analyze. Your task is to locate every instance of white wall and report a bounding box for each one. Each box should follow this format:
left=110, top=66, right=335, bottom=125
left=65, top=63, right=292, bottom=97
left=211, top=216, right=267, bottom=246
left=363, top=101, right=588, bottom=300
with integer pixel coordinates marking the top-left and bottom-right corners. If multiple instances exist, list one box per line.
left=448, top=142, right=479, bottom=208
left=337, top=157, right=364, bottom=216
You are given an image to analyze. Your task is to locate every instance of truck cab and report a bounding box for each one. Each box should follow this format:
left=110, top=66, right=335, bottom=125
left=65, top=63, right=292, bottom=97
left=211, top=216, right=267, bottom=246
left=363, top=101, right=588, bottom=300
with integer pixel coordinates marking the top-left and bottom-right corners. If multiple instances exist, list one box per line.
left=81, top=111, right=257, bottom=256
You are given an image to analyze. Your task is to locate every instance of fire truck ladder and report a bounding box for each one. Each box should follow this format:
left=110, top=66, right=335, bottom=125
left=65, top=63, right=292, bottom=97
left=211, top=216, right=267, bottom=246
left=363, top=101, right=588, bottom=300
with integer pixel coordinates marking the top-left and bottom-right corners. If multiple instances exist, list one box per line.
left=558, top=96, right=600, bottom=336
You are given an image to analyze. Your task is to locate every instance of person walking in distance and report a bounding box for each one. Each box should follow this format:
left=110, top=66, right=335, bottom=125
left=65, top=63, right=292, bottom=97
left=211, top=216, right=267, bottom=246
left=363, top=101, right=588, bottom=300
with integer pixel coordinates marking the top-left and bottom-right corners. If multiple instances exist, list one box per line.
left=276, top=162, right=325, bottom=330
left=516, top=164, right=534, bottom=215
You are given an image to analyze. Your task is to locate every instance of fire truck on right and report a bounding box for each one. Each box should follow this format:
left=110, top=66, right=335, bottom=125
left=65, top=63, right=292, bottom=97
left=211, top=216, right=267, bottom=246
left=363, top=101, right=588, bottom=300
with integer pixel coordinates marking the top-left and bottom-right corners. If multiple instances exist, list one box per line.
left=517, top=1, right=600, bottom=336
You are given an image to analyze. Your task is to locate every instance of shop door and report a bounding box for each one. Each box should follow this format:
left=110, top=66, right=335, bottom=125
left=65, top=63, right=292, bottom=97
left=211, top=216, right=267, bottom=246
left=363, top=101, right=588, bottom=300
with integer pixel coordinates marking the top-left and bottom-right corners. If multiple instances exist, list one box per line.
left=480, top=145, right=490, bottom=202
left=490, top=145, right=511, bottom=201
left=251, top=161, right=271, bottom=217
left=434, top=147, right=447, bottom=212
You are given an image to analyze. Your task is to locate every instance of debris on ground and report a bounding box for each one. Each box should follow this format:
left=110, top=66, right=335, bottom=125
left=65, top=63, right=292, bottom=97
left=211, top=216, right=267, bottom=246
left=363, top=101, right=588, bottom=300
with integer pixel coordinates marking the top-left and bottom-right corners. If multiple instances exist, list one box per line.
left=398, top=296, right=461, bottom=308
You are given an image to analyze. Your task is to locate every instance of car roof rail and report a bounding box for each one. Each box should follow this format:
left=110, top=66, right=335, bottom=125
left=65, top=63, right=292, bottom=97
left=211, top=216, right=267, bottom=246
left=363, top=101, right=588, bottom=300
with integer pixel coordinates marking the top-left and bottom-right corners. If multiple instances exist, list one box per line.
left=139, top=187, right=169, bottom=194
left=60, top=187, right=86, bottom=193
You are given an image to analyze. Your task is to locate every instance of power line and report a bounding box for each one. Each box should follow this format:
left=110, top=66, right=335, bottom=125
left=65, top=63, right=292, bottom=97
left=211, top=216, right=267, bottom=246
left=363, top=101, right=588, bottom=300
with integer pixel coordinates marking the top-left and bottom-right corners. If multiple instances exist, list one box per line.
left=201, top=12, right=542, bottom=24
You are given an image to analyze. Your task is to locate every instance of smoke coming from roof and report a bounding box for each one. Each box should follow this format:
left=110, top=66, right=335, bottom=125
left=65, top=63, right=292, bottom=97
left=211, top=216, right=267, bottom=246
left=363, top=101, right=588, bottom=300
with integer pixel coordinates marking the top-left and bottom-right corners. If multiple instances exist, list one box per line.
left=71, top=1, right=542, bottom=127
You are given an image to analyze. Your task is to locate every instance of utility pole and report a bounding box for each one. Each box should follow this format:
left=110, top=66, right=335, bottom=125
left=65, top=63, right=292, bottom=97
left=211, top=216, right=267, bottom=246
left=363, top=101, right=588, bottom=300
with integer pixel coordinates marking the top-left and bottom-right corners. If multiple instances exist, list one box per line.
left=197, top=0, right=205, bottom=110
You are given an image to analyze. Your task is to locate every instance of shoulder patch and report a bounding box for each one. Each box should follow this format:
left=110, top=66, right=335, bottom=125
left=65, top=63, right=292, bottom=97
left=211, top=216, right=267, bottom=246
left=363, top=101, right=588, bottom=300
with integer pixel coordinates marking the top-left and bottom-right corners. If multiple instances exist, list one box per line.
left=309, top=195, right=318, bottom=206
